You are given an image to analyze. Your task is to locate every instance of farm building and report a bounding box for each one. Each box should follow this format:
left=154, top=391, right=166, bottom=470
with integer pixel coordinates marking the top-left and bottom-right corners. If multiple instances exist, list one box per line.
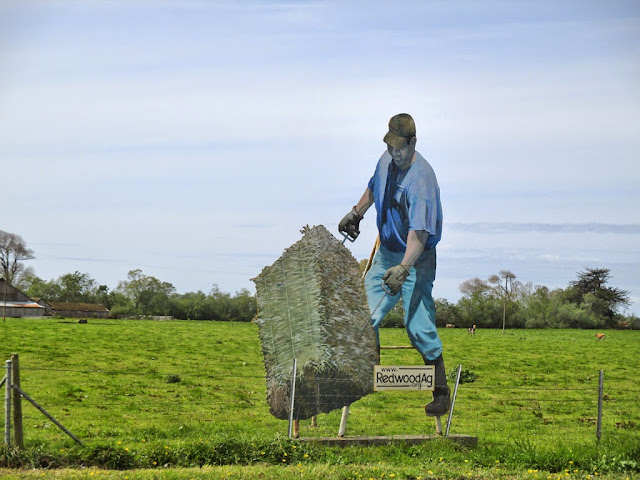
left=36, top=299, right=109, bottom=319
left=0, top=278, right=46, bottom=318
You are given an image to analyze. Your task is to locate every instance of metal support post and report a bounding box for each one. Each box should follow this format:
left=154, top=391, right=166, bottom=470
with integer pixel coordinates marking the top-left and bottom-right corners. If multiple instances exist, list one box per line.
left=12, top=385, right=84, bottom=447
left=445, top=364, right=462, bottom=437
left=338, top=405, right=350, bottom=437
left=597, top=370, right=604, bottom=441
left=288, top=358, right=298, bottom=439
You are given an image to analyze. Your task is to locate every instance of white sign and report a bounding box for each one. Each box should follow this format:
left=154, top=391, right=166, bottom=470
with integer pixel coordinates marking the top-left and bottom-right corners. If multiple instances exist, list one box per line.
left=374, top=365, right=435, bottom=391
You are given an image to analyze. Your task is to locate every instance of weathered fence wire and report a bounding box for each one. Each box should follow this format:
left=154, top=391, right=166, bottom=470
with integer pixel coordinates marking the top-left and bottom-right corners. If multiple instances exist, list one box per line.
left=5, top=356, right=637, bottom=448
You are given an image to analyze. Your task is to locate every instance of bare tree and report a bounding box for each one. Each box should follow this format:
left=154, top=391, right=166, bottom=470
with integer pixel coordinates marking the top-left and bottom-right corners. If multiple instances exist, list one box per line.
left=0, top=230, right=35, bottom=321
left=12, top=265, right=36, bottom=291
left=459, top=277, right=492, bottom=297
left=489, top=270, right=517, bottom=334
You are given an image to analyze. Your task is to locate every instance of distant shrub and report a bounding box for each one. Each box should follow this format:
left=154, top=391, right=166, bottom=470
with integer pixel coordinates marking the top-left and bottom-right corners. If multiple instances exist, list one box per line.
left=447, top=366, right=477, bottom=384
left=525, top=316, right=547, bottom=329
left=380, top=302, right=404, bottom=328
left=108, top=304, right=136, bottom=319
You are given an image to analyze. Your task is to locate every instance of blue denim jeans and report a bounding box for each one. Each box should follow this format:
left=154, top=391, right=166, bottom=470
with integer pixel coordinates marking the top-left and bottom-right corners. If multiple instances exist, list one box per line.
left=364, top=244, right=442, bottom=360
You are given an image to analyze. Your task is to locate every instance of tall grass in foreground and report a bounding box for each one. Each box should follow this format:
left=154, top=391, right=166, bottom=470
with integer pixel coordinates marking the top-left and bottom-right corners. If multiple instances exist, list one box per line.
left=0, top=318, right=638, bottom=477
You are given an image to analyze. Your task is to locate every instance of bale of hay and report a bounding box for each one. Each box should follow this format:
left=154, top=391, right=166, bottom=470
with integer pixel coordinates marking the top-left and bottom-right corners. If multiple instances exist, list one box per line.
left=252, top=225, right=377, bottom=420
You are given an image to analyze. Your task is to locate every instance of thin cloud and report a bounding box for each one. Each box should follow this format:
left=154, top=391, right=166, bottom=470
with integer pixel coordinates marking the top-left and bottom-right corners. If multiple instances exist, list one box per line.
left=51, top=256, right=124, bottom=265
left=1, top=1, right=638, bottom=314
left=448, top=223, right=640, bottom=234
left=236, top=224, right=277, bottom=229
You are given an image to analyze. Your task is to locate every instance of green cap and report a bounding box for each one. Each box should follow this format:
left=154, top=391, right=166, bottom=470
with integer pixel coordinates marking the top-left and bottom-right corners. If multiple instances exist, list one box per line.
left=383, top=113, right=416, bottom=149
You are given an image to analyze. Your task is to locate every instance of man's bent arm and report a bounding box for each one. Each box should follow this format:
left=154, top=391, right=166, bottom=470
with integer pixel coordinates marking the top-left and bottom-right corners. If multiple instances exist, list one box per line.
left=401, top=230, right=428, bottom=267
left=354, top=188, right=374, bottom=217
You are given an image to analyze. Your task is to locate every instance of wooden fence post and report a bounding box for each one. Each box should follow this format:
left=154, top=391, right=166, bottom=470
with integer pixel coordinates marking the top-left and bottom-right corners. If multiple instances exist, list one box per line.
left=11, top=354, right=23, bottom=449
left=4, top=360, right=11, bottom=445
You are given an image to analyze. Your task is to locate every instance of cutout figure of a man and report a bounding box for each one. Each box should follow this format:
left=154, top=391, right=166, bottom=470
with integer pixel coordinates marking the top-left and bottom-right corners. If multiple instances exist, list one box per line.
left=338, top=113, right=450, bottom=416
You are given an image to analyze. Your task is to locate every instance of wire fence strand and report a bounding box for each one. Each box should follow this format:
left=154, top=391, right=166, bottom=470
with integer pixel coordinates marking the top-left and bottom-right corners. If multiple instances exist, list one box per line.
left=7, top=360, right=639, bottom=444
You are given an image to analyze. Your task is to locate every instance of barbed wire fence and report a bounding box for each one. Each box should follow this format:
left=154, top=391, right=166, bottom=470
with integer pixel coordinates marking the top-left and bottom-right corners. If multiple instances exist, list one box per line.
left=3, top=353, right=638, bottom=449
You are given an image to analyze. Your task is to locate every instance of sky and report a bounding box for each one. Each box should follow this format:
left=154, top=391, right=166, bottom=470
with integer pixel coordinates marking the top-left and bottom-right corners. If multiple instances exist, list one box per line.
left=1, top=0, right=639, bottom=315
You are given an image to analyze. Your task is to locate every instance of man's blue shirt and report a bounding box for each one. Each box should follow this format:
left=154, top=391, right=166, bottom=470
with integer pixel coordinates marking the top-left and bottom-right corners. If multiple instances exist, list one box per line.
left=367, top=150, right=442, bottom=252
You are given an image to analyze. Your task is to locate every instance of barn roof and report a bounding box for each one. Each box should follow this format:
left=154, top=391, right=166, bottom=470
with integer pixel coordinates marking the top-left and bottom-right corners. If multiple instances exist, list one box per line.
left=48, top=302, right=109, bottom=312
left=1, top=301, right=45, bottom=309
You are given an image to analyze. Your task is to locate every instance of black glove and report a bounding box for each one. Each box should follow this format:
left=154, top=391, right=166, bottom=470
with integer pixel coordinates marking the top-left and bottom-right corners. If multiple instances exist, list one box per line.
left=382, top=265, right=410, bottom=295
left=338, top=206, right=363, bottom=240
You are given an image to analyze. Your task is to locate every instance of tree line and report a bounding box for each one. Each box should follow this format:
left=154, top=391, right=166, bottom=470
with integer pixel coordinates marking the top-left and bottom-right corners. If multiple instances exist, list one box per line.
left=362, top=258, right=635, bottom=329
left=21, top=266, right=637, bottom=329
left=430, top=268, right=635, bottom=330
left=23, top=268, right=257, bottom=322
left=2, top=228, right=637, bottom=328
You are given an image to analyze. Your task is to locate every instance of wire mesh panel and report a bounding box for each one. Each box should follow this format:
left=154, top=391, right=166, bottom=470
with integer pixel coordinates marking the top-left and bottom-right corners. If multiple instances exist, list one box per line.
left=252, top=225, right=377, bottom=420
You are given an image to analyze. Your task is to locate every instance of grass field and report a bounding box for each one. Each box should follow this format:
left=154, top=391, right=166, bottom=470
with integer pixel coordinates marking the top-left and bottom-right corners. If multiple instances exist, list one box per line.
left=0, top=318, right=638, bottom=479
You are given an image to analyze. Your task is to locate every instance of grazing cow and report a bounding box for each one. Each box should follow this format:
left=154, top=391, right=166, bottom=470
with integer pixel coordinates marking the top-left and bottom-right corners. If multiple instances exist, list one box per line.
left=445, top=324, right=456, bottom=328
left=468, top=324, right=476, bottom=336
left=595, top=333, right=606, bottom=340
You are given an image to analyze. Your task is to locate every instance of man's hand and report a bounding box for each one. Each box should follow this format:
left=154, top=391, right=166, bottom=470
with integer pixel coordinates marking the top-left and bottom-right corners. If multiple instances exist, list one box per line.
left=338, top=206, right=363, bottom=240
left=382, top=265, right=411, bottom=295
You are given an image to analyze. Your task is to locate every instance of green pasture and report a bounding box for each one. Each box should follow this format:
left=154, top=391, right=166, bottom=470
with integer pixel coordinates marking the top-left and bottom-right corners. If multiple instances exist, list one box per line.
left=0, top=318, right=638, bottom=479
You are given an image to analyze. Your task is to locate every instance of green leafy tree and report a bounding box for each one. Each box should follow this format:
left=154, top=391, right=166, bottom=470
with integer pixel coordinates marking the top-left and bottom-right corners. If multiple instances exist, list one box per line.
left=434, top=298, right=459, bottom=327
left=24, top=271, right=107, bottom=305
left=163, top=286, right=257, bottom=321
left=94, top=284, right=112, bottom=308
left=172, top=290, right=209, bottom=320
left=57, top=271, right=98, bottom=303
left=564, top=267, right=630, bottom=327
left=116, top=269, right=176, bottom=316
left=518, top=285, right=554, bottom=328
left=208, top=284, right=232, bottom=321
left=457, top=277, right=502, bottom=328
left=24, top=276, right=63, bottom=301
left=380, top=302, right=405, bottom=328
left=228, top=288, right=258, bottom=322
